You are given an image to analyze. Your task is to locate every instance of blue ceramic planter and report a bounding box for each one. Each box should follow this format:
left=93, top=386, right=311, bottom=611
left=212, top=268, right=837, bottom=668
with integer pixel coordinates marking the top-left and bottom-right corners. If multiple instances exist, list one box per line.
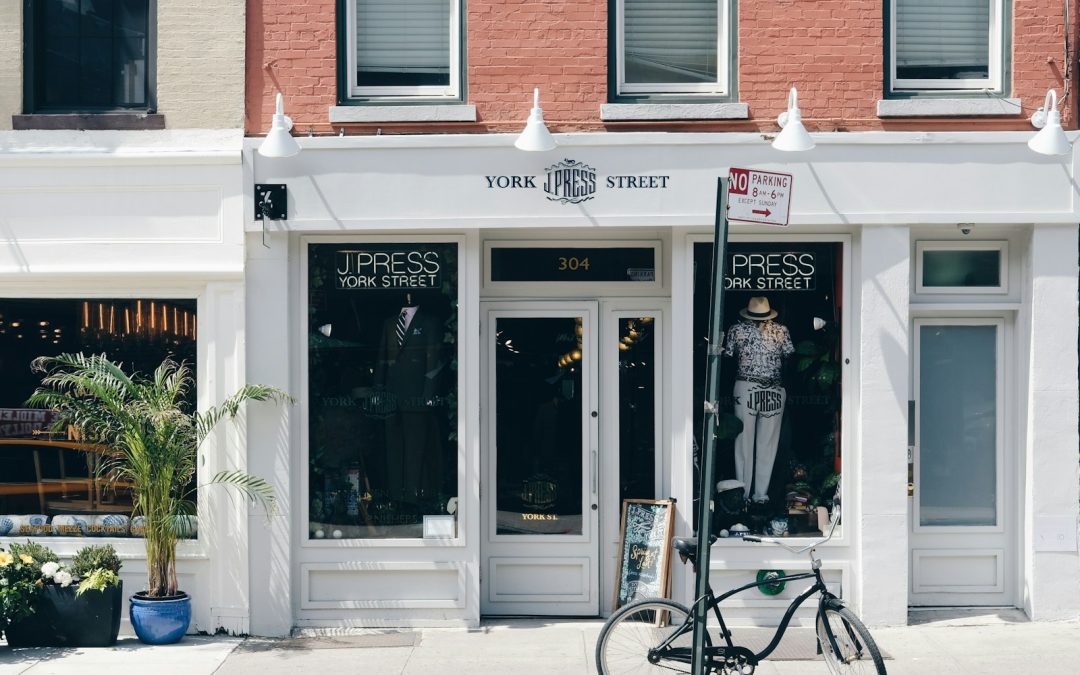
left=129, top=592, right=191, bottom=645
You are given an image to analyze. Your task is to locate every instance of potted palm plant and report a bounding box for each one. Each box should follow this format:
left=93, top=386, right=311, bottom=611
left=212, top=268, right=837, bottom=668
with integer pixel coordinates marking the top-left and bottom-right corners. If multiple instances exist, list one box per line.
left=27, top=354, right=290, bottom=645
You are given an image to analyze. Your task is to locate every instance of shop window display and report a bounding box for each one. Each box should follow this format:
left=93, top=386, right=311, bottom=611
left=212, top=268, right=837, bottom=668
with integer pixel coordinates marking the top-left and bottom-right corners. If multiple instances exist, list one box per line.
left=307, top=243, right=458, bottom=539
left=693, top=243, right=842, bottom=538
left=0, top=299, right=197, bottom=538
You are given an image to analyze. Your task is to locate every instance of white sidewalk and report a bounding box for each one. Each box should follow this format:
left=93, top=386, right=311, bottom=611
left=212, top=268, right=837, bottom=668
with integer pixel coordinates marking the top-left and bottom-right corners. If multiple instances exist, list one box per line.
left=2, top=609, right=1077, bottom=674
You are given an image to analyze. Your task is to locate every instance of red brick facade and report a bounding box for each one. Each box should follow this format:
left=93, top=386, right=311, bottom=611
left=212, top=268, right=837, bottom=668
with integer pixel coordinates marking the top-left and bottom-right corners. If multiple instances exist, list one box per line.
left=246, top=0, right=1078, bottom=135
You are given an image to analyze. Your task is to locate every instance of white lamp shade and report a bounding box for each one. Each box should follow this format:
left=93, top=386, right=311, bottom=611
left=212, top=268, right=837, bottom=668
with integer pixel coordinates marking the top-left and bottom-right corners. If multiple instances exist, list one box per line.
left=772, top=87, right=815, bottom=152
left=514, top=88, right=557, bottom=152
left=258, top=93, right=301, bottom=158
left=1028, top=89, right=1071, bottom=156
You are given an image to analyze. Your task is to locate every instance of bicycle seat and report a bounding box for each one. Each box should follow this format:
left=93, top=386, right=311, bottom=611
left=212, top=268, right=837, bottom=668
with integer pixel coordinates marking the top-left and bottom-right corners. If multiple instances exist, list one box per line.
left=671, top=535, right=718, bottom=564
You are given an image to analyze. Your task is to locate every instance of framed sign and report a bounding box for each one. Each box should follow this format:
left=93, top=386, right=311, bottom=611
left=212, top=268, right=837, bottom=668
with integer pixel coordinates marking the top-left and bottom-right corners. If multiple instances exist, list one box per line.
left=614, top=498, right=677, bottom=610
left=483, top=240, right=663, bottom=293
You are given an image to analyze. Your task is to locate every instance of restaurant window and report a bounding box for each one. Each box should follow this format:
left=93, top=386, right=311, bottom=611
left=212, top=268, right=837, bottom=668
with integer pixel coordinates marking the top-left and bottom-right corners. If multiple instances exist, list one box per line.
left=693, top=242, right=843, bottom=537
left=0, top=298, right=197, bottom=538
left=307, top=243, right=459, bottom=539
left=344, top=0, right=461, bottom=99
left=26, top=0, right=153, bottom=112
left=613, top=0, right=730, bottom=97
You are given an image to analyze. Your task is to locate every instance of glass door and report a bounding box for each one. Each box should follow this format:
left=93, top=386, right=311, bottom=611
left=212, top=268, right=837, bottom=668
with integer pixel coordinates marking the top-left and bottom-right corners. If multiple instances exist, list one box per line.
left=481, top=302, right=599, bottom=616
left=910, top=318, right=1014, bottom=606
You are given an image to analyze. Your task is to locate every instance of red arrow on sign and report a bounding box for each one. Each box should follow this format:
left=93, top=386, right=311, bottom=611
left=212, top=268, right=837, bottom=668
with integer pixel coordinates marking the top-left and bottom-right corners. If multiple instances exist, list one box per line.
left=752, top=208, right=772, bottom=217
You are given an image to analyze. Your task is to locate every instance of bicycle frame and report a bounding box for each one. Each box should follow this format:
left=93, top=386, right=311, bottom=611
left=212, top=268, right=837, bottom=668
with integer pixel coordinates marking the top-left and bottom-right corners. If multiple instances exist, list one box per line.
left=650, top=566, right=836, bottom=669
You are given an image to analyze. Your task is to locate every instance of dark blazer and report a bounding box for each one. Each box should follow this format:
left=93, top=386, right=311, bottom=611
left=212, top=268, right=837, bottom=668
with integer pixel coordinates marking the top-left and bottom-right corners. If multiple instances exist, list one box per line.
left=374, top=308, right=443, bottom=411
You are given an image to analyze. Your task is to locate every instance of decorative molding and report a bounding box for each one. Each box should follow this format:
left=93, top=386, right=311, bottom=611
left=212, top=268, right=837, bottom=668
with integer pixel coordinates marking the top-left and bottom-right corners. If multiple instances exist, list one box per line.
left=601, top=103, right=749, bottom=121
left=329, top=105, right=477, bottom=124
left=876, top=98, right=1022, bottom=118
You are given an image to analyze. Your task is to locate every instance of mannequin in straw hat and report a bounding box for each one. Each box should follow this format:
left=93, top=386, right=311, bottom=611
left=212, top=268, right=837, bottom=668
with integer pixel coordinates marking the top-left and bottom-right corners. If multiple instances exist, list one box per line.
left=723, top=296, right=794, bottom=504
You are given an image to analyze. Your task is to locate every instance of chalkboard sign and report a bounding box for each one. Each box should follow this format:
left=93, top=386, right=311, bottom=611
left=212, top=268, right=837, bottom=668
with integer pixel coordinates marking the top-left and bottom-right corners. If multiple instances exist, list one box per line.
left=613, top=499, right=676, bottom=610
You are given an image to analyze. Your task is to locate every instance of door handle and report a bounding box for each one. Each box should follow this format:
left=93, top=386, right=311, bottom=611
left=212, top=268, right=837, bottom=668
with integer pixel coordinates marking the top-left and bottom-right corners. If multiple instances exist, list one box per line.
left=591, top=449, right=598, bottom=497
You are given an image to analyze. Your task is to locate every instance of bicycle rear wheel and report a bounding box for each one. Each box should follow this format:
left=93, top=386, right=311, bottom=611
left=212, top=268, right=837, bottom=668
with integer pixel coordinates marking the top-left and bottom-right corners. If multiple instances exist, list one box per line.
left=596, top=598, right=699, bottom=674
left=816, top=599, right=887, bottom=675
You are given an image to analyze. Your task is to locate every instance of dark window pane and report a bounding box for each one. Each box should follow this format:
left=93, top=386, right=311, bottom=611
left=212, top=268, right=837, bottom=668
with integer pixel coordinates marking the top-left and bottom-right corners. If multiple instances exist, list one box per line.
left=922, top=249, right=1001, bottom=288
left=35, top=0, right=149, bottom=110
left=354, top=0, right=451, bottom=89
left=896, top=0, right=990, bottom=82
left=624, top=0, right=718, bottom=85
left=307, top=243, right=459, bottom=539
left=619, top=317, right=656, bottom=502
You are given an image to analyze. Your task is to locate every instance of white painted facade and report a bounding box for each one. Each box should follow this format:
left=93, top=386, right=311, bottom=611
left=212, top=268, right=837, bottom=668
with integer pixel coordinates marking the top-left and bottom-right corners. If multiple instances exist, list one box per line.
left=241, top=131, right=1080, bottom=634
left=2, top=130, right=1077, bottom=637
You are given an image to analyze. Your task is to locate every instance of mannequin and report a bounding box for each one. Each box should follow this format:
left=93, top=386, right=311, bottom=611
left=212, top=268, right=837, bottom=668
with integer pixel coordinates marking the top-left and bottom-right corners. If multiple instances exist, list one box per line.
left=375, top=291, right=443, bottom=498
left=723, top=296, right=793, bottom=503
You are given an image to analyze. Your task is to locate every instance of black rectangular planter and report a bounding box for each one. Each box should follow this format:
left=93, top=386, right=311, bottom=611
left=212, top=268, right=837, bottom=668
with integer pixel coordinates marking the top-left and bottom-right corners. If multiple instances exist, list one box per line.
left=4, top=581, right=123, bottom=648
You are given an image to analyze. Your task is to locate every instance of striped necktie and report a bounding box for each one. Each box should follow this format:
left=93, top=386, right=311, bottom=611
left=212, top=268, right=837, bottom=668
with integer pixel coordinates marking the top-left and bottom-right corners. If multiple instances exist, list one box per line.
left=395, top=308, right=409, bottom=347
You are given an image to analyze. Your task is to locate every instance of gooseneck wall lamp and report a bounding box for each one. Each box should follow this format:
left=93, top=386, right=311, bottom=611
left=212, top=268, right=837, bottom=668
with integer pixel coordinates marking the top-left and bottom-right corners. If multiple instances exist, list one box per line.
left=1028, top=89, right=1072, bottom=156
left=772, top=87, right=815, bottom=152
left=514, top=88, right=558, bottom=152
left=258, top=93, right=302, bottom=159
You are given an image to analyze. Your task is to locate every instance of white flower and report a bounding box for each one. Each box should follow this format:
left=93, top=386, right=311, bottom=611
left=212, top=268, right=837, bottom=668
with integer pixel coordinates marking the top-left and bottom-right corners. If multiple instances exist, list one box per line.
left=41, top=561, right=60, bottom=579
left=0, top=578, right=8, bottom=586
left=54, top=570, right=73, bottom=587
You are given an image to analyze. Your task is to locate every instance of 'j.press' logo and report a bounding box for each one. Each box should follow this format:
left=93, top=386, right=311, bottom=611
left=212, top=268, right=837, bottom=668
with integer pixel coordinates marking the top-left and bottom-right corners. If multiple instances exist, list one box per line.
left=542, top=159, right=597, bottom=204
left=485, top=158, right=670, bottom=205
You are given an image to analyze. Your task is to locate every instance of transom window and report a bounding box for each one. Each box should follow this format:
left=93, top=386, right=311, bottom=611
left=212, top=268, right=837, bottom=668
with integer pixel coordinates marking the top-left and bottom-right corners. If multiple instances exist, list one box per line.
left=614, top=0, right=729, bottom=96
left=28, top=0, right=152, bottom=112
left=345, top=0, right=461, bottom=99
left=890, top=0, right=1004, bottom=91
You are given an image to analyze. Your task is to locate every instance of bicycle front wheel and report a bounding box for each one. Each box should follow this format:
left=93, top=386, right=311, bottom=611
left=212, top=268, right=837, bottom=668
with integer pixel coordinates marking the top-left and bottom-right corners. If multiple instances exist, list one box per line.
left=596, top=598, right=699, bottom=675
left=816, top=599, right=887, bottom=675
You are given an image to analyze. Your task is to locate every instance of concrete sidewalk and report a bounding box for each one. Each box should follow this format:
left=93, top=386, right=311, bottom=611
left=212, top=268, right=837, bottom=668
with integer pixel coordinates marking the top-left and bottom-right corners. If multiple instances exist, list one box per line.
left=2, top=609, right=1077, bottom=674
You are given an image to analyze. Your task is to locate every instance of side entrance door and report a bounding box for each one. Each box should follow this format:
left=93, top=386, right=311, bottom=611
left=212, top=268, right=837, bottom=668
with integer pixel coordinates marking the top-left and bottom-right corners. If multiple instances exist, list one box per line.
left=480, top=301, right=600, bottom=615
left=909, top=318, right=1015, bottom=606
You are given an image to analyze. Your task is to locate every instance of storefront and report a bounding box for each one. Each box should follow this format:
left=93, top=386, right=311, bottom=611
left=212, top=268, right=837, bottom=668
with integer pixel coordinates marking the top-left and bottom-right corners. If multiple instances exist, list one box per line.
left=244, top=131, right=1080, bottom=635
left=0, top=131, right=252, bottom=635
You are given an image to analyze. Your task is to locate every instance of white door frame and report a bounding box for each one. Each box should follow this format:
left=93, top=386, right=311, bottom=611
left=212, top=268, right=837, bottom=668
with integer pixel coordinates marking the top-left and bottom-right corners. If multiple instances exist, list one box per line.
left=909, top=315, right=1016, bottom=606
left=480, top=301, right=600, bottom=615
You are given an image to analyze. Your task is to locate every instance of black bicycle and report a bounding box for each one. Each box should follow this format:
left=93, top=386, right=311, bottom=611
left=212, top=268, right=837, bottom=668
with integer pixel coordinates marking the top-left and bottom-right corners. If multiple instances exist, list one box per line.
left=595, top=514, right=886, bottom=674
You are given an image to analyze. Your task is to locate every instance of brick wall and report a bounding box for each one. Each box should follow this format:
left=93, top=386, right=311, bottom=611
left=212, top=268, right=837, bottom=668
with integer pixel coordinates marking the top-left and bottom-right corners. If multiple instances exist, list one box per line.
left=158, top=0, right=247, bottom=128
left=247, top=0, right=1078, bottom=135
left=0, top=2, right=21, bottom=131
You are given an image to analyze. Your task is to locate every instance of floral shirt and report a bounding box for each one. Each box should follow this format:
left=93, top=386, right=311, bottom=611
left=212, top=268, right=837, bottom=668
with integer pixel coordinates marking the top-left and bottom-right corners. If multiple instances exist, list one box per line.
left=722, top=320, right=794, bottom=386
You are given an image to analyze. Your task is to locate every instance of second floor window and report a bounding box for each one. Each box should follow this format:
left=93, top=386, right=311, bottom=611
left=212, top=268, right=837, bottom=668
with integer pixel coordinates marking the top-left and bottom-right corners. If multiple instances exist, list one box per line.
left=29, top=0, right=151, bottom=112
left=615, top=0, right=729, bottom=97
left=347, top=0, right=460, bottom=99
left=891, top=0, right=1004, bottom=92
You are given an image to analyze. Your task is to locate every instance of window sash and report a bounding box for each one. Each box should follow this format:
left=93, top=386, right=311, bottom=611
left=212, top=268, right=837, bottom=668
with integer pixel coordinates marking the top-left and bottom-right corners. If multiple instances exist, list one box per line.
left=347, top=0, right=460, bottom=99
left=890, top=0, right=1003, bottom=91
left=616, top=0, right=728, bottom=96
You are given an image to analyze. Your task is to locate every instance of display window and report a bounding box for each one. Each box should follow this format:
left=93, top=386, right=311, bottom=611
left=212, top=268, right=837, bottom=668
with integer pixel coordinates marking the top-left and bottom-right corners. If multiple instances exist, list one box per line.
left=693, top=242, right=843, bottom=538
left=0, top=298, right=197, bottom=539
left=307, top=243, right=459, bottom=539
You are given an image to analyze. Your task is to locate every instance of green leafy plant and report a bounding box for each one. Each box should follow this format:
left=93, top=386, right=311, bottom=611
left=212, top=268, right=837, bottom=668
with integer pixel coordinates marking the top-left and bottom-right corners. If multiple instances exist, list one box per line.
left=0, top=545, right=45, bottom=633
left=71, top=544, right=122, bottom=579
left=8, top=541, right=59, bottom=568
left=75, top=569, right=121, bottom=597
left=28, top=353, right=291, bottom=598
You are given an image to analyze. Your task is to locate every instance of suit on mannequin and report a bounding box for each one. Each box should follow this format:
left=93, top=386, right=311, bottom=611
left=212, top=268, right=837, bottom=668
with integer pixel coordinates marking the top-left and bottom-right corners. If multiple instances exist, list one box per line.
left=375, top=293, right=443, bottom=497
left=723, top=296, right=794, bottom=503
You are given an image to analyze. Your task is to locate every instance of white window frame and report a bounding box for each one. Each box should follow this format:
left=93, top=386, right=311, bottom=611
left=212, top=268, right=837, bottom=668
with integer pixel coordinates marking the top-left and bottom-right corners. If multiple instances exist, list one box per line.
left=915, top=240, right=1008, bottom=294
left=345, top=0, right=461, bottom=100
left=615, top=0, right=729, bottom=96
left=889, top=0, right=1003, bottom=92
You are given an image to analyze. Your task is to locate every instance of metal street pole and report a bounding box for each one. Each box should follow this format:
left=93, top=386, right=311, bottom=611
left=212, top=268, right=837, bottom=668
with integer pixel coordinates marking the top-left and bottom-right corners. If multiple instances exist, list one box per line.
left=690, top=177, right=729, bottom=675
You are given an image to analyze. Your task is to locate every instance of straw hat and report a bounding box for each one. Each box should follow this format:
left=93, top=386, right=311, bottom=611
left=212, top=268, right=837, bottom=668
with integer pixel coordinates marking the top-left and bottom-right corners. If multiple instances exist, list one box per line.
left=739, top=296, right=777, bottom=321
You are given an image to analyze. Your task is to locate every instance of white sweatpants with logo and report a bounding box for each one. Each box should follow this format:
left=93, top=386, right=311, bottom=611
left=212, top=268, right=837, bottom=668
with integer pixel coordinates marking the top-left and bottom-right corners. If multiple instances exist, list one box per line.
left=733, top=380, right=787, bottom=502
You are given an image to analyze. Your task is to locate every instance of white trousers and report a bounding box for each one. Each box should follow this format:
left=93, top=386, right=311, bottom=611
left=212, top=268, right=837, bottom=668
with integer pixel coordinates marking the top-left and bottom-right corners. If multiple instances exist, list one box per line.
left=733, top=380, right=786, bottom=502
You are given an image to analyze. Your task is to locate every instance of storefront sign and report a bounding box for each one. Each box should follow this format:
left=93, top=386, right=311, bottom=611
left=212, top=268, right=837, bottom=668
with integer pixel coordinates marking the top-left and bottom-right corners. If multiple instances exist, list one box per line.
left=485, top=158, right=670, bottom=205
left=727, top=168, right=793, bottom=227
left=725, top=251, right=817, bottom=291
left=490, top=247, right=656, bottom=282
left=0, top=409, right=56, bottom=438
left=334, top=249, right=442, bottom=289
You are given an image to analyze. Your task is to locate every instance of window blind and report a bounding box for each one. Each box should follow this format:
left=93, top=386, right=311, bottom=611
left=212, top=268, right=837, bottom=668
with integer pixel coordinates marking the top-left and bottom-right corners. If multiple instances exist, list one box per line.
left=895, top=0, right=990, bottom=79
left=355, top=0, right=450, bottom=82
left=624, top=0, right=718, bottom=85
